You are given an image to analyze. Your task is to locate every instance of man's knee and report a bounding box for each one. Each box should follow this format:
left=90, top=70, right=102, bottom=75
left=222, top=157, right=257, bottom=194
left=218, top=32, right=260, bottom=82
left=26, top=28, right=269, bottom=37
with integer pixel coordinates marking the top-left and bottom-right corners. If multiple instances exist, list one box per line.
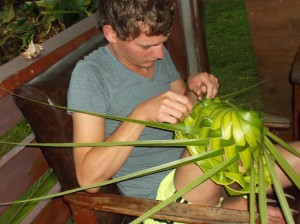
left=174, top=162, right=222, bottom=205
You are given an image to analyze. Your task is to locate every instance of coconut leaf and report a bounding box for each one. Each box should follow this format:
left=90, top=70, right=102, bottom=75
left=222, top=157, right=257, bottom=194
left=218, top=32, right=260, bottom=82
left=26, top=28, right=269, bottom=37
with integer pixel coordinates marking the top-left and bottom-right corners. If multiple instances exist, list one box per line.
left=266, top=129, right=300, bottom=158
left=219, top=79, right=270, bottom=101
left=0, top=87, right=200, bottom=135
left=264, top=136, right=300, bottom=189
left=258, top=152, right=268, bottom=223
left=0, top=149, right=224, bottom=206
left=0, top=169, right=58, bottom=223
left=131, top=155, right=239, bottom=224
left=264, top=146, right=295, bottom=224
left=0, top=138, right=210, bottom=148
left=249, top=157, right=257, bottom=224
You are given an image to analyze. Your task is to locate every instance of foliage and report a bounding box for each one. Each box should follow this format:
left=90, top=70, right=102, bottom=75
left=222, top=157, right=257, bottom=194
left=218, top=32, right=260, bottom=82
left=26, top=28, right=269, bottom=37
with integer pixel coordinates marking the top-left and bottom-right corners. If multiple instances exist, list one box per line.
left=0, top=119, right=31, bottom=159
left=0, top=169, right=58, bottom=224
left=0, top=0, right=97, bottom=65
left=204, top=0, right=263, bottom=111
left=175, top=96, right=269, bottom=196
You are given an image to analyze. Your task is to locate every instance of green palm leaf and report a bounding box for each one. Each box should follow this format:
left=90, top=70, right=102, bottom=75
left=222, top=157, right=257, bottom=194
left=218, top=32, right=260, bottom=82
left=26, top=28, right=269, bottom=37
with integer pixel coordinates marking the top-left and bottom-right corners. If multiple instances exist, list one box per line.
left=0, top=87, right=199, bottom=135
left=258, top=151, right=268, bottom=223
left=131, top=155, right=239, bottom=224
left=249, top=157, right=257, bottom=224
left=0, top=138, right=210, bottom=148
left=0, top=169, right=58, bottom=224
left=0, top=149, right=224, bottom=206
left=264, top=146, right=295, bottom=224
left=264, top=136, right=300, bottom=189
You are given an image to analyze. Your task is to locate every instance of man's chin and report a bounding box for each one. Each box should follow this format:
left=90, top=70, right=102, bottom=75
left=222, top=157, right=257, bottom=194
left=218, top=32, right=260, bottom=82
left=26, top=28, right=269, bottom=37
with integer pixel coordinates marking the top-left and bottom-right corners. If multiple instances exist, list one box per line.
left=140, top=62, right=155, bottom=69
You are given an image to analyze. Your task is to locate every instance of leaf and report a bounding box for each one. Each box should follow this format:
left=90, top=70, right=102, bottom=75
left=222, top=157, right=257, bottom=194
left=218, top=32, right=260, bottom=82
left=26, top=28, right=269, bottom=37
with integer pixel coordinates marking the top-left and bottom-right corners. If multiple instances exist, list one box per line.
left=264, top=136, right=300, bottom=190
left=258, top=152, right=268, bottom=224
left=264, top=147, right=295, bottom=224
left=131, top=155, right=239, bottom=224
left=0, top=138, right=210, bottom=148
left=0, top=87, right=200, bottom=135
left=219, top=79, right=270, bottom=101
left=249, top=157, right=257, bottom=224
left=2, top=4, right=16, bottom=23
left=0, top=169, right=58, bottom=224
left=265, top=129, right=300, bottom=158
left=0, top=149, right=224, bottom=206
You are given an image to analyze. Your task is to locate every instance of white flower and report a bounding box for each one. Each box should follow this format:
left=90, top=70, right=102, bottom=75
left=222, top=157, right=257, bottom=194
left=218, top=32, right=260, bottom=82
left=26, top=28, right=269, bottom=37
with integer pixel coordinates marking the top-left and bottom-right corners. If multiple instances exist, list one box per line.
left=22, top=41, right=43, bottom=59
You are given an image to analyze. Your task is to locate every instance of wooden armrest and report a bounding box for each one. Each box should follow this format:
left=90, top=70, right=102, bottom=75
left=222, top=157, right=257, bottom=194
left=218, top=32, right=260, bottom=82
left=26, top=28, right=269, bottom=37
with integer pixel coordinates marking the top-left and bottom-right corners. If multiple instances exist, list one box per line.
left=262, top=114, right=291, bottom=129
left=64, top=192, right=259, bottom=224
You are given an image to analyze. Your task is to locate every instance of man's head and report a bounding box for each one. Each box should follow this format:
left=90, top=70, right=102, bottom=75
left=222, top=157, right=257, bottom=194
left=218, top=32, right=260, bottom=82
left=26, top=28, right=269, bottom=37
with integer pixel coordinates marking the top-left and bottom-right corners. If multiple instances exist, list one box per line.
left=98, top=0, right=175, bottom=41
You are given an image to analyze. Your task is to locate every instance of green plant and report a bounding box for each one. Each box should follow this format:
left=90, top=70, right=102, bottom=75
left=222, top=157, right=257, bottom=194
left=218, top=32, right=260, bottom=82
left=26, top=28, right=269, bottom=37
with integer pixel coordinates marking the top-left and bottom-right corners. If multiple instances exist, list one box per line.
left=0, top=86, right=299, bottom=224
left=0, top=169, right=58, bottom=224
left=0, top=119, right=31, bottom=159
left=0, top=0, right=97, bottom=64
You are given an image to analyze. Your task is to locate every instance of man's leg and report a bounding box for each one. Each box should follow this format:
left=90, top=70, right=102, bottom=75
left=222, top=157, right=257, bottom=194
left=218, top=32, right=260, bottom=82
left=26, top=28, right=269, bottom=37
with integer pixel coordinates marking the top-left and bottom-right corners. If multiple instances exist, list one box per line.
left=174, top=149, right=222, bottom=206
left=175, top=141, right=300, bottom=223
left=221, top=195, right=285, bottom=224
left=270, top=141, right=300, bottom=190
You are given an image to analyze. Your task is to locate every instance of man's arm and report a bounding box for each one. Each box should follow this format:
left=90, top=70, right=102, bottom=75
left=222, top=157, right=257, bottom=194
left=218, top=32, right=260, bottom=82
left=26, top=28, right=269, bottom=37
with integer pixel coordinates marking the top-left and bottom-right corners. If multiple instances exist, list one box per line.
left=72, top=111, right=146, bottom=193
left=72, top=90, right=193, bottom=193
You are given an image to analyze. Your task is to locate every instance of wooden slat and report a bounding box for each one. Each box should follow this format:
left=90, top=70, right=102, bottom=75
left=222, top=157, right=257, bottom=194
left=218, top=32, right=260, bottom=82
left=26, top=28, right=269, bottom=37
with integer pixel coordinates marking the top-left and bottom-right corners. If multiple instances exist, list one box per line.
left=21, top=183, right=71, bottom=224
left=31, top=197, right=71, bottom=224
left=262, top=114, right=291, bottom=129
left=69, top=204, right=98, bottom=224
left=245, top=0, right=300, bottom=116
left=0, top=94, right=24, bottom=135
left=0, top=140, right=71, bottom=223
left=0, top=146, right=48, bottom=214
left=20, top=183, right=61, bottom=223
left=0, top=133, right=35, bottom=168
left=64, top=192, right=258, bottom=224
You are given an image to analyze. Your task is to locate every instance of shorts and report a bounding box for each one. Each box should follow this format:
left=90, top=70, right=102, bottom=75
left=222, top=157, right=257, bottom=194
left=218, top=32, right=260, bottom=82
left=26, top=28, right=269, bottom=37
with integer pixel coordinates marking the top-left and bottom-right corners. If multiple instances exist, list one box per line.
left=143, top=169, right=224, bottom=224
left=143, top=169, right=188, bottom=224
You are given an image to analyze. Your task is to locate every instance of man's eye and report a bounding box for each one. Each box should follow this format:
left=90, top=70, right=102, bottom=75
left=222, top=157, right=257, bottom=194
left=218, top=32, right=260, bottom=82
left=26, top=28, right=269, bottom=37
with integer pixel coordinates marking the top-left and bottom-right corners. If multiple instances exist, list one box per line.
left=141, top=46, right=151, bottom=49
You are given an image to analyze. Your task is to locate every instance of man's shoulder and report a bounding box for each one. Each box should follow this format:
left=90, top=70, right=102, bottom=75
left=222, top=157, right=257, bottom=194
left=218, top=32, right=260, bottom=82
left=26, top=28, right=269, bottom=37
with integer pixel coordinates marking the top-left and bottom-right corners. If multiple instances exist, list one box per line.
left=73, top=46, right=111, bottom=71
left=81, top=46, right=107, bottom=63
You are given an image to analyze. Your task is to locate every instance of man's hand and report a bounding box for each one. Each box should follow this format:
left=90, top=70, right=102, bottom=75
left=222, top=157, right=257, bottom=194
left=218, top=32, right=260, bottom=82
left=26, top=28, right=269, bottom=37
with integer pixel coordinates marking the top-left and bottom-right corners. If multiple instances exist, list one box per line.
left=133, top=91, right=193, bottom=124
left=187, top=72, right=219, bottom=100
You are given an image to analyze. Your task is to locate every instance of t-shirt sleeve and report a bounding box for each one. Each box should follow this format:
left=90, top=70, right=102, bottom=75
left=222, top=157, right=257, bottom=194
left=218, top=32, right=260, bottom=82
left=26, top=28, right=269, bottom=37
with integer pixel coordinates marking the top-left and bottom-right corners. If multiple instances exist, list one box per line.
left=67, top=61, right=108, bottom=115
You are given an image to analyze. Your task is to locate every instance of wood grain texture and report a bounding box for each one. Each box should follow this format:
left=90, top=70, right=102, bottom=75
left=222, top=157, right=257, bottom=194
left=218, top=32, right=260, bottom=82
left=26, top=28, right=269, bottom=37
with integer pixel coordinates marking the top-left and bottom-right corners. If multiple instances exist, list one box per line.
left=65, top=192, right=259, bottom=224
left=245, top=0, right=300, bottom=115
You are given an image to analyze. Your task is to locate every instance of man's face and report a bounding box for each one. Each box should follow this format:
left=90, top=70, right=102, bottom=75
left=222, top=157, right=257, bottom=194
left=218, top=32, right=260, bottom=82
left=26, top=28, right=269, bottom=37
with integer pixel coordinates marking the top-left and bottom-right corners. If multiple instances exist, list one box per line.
left=112, top=33, right=169, bottom=71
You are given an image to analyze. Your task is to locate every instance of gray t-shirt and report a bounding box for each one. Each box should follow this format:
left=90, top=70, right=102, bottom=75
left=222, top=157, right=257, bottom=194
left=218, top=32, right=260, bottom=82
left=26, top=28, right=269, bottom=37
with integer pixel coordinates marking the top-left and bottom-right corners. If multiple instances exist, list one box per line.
left=67, top=45, right=184, bottom=199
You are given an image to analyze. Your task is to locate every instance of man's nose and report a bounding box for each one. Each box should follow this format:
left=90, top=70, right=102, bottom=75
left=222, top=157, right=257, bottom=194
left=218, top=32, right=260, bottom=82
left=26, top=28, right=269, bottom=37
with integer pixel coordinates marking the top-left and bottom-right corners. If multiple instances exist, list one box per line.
left=153, top=44, right=165, bottom=59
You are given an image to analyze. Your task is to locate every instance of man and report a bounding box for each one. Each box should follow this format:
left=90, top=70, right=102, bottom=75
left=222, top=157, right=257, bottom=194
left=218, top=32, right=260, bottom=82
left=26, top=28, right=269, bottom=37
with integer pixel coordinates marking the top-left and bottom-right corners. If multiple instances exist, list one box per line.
left=68, top=0, right=299, bottom=223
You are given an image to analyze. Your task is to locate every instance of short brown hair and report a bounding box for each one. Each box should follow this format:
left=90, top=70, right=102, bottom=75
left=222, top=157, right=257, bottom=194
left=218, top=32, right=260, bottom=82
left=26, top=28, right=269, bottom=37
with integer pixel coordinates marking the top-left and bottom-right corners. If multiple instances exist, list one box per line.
left=98, top=0, right=175, bottom=40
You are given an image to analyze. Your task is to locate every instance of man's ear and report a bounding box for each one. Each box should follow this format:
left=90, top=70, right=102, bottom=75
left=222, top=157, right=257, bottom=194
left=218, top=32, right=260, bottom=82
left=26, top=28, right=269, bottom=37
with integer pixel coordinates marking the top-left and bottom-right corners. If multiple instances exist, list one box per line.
left=103, top=25, right=117, bottom=43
